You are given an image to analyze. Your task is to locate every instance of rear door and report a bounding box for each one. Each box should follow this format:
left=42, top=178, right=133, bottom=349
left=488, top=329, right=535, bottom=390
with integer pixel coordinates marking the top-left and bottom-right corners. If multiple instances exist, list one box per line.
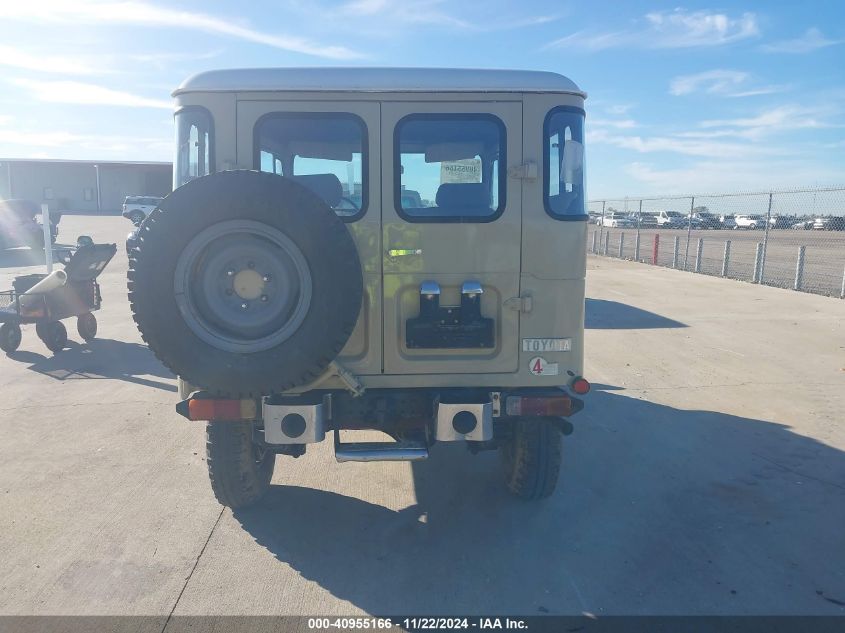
left=381, top=101, right=522, bottom=375
left=237, top=99, right=382, bottom=376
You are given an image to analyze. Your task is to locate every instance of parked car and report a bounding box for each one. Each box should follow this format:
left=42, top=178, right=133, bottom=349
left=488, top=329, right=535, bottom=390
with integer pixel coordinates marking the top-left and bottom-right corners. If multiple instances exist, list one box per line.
left=813, top=216, right=845, bottom=231
left=639, top=211, right=657, bottom=228
left=692, top=211, right=721, bottom=229
left=601, top=212, right=634, bottom=228
left=719, top=214, right=736, bottom=229
left=768, top=215, right=795, bottom=229
left=791, top=219, right=814, bottom=230
left=122, top=196, right=163, bottom=224
left=685, top=214, right=703, bottom=229
left=0, top=198, right=60, bottom=250
left=734, top=214, right=765, bottom=229
left=656, top=210, right=686, bottom=228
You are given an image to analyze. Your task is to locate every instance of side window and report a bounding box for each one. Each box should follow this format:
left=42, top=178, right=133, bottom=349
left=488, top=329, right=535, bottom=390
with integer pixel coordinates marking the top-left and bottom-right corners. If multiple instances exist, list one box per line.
left=175, top=107, right=214, bottom=189
left=255, top=113, right=367, bottom=220
left=395, top=114, right=505, bottom=222
left=544, top=107, right=586, bottom=220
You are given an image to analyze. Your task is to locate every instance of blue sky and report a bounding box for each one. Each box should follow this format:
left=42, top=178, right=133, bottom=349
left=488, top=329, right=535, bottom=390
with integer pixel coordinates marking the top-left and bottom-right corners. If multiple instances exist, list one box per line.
left=0, top=0, right=843, bottom=197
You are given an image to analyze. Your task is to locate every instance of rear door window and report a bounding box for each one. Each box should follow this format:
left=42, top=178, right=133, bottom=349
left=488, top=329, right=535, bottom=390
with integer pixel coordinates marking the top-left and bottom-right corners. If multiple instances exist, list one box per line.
left=255, top=113, right=367, bottom=220
left=395, top=114, right=505, bottom=222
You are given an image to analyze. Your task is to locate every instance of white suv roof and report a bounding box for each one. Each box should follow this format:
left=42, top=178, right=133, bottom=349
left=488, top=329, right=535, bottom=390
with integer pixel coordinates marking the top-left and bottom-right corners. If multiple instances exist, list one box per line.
left=174, top=67, right=586, bottom=97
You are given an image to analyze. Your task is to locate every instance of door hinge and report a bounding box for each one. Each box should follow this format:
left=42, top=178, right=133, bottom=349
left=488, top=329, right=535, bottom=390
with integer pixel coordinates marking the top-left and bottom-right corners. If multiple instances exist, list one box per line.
left=507, top=161, right=538, bottom=180
left=504, top=294, right=532, bottom=313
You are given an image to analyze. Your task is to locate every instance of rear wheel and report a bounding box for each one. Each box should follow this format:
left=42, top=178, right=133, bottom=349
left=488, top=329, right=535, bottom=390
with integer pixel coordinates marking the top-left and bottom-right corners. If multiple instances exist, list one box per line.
left=0, top=323, right=22, bottom=353
left=77, top=313, right=97, bottom=341
left=500, top=418, right=562, bottom=500
left=206, top=421, right=274, bottom=509
left=36, top=321, right=67, bottom=353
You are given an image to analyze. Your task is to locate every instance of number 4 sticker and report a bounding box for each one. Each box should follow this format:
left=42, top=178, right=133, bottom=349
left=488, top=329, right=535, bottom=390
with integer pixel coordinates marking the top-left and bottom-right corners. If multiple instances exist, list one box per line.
left=529, top=356, right=559, bottom=376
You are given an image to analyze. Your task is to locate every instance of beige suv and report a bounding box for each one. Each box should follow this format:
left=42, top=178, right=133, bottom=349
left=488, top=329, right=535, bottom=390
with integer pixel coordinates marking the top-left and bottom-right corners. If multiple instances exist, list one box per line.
left=128, top=67, right=590, bottom=508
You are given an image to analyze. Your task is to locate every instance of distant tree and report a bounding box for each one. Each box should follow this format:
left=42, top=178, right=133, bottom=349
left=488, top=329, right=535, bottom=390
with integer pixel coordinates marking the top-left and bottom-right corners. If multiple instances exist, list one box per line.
left=693, top=205, right=709, bottom=214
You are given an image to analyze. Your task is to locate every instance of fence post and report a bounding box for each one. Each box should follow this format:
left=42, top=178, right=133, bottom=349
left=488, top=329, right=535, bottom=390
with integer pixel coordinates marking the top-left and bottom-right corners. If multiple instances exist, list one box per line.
left=591, top=230, right=597, bottom=254
left=722, top=240, right=731, bottom=277
left=760, top=192, right=773, bottom=283
left=618, top=233, right=625, bottom=258
left=635, top=199, right=642, bottom=261
left=683, top=196, right=694, bottom=270
left=40, top=203, right=53, bottom=273
left=672, top=236, right=679, bottom=268
left=841, top=263, right=845, bottom=299
left=603, top=231, right=610, bottom=256
left=840, top=263, right=845, bottom=299
left=598, top=201, right=606, bottom=250
left=652, top=234, right=659, bottom=265
left=694, top=238, right=703, bottom=273
left=794, top=246, right=806, bottom=291
left=752, top=243, right=763, bottom=283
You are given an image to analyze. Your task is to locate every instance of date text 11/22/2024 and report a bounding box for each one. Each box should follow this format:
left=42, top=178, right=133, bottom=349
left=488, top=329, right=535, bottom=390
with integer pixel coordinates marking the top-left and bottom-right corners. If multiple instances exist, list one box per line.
left=307, top=617, right=529, bottom=630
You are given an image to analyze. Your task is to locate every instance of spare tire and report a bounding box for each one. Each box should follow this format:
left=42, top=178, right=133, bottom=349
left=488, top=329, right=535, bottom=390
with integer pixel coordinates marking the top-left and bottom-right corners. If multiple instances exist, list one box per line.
left=128, top=170, right=363, bottom=397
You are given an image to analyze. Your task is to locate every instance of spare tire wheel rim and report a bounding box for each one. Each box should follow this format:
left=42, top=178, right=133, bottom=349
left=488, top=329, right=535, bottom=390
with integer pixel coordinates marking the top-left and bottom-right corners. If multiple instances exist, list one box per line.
left=174, top=219, right=312, bottom=353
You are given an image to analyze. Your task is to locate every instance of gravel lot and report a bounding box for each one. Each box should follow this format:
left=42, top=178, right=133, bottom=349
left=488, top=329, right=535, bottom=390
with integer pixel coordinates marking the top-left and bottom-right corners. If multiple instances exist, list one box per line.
left=1, top=214, right=844, bottom=620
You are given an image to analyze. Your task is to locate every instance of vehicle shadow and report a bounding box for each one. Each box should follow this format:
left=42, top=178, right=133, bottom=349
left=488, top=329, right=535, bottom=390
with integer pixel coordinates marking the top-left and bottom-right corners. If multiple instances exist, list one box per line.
left=585, top=298, right=687, bottom=329
left=234, top=390, right=845, bottom=615
left=6, top=337, right=176, bottom=392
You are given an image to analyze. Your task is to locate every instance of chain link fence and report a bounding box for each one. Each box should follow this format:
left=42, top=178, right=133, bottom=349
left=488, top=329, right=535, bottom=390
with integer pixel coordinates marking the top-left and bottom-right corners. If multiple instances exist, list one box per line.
left=588, top=187, right=845, bottom=298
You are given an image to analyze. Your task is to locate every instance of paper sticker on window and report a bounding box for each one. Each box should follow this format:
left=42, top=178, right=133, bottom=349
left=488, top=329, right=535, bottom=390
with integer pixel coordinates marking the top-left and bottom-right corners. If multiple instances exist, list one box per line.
left=440, top=159, right=481, bottom=184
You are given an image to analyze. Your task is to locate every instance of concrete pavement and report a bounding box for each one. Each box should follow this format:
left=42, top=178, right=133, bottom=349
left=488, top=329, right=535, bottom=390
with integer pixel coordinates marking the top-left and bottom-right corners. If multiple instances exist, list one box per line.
left=0, top=215, right=843, bottom=617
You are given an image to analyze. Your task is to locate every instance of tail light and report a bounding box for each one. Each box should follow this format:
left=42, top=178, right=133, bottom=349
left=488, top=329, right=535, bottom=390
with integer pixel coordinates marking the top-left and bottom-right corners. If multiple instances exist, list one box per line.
left=571, top=377, right=591, bottom=395
left=506, top=395, right=573, bottom=417
left=181, top=398, right=257, bottom=421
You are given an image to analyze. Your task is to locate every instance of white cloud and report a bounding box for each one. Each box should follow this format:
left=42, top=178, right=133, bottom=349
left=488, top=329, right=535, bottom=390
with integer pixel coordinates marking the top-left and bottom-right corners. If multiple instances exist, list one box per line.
left=588, top=128, right=771, bottom=159
left=338, top=0, right=473, bottom=29
left=341, top=0, right=390, bottom=14
left=0, top=0, right=363, bottom=60
left=0, top=129, right=89, bottom=148
left=625, top=160, right=844, bottom=194
left=606, top=104, right=634, bottom=116
left=590, top=118, right=638, bottom=129
left=0, top=45, right=103, bottom=75
left=128, top=50, right=223, bottom=65
left=761, top=28, right=843, bottom=53
left=699, top=105, right=837, bottom=133
left=545, top=9, right=759, bottom=51
left=644, top=9, right=759, bottom=47
left=545, top=30, right=627, bottom=52
left=726, top=85, right=791, bottom=98
left=670, top=70, right=749, bottom=96
left=337, top=0, right=558, bottom=31
left=669, top=69, right=789, bottom=98
left=0, top=126, right=171, bottom=160
left=12, top=79, right=172, bottom=109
